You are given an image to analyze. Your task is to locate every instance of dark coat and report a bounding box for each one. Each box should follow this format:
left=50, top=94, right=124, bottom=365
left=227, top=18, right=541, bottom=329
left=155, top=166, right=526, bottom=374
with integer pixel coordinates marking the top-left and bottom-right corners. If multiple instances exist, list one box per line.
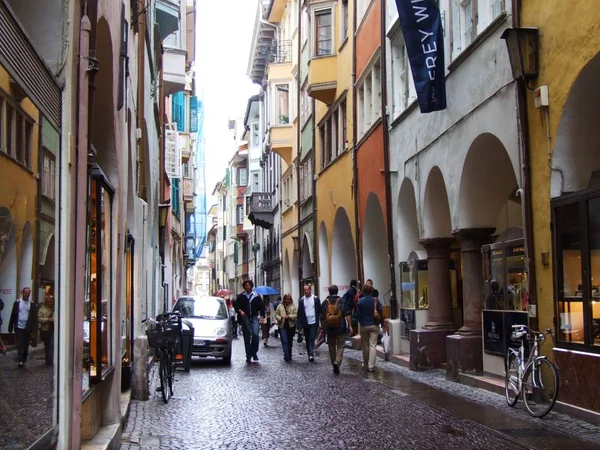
left=320, top=295, right=352, bottom=335
left=233, top=291, right=265, bottom=318
left=8, top=299, right=39, bottom=334
left=296, top=295, right=321, bottom=329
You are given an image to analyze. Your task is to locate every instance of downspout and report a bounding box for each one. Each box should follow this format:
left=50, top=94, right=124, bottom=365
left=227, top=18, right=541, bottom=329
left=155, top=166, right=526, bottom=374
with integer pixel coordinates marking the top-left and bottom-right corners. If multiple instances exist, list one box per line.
left=296, top=3, right=302, bottom=296
left=380, top=0, right=398, bottom=319
left=352, top=0, right=363, bottom=283
left=312, top=105, right=318, bottom=296
left=512, top=0, right=538, bottom=326
left=71, top=1, right=92, bottom=445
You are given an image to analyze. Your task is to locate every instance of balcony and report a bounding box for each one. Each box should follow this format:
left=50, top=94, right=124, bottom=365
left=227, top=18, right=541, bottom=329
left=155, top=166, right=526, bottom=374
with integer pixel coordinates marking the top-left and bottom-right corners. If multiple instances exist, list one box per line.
left=163, top=47, right=187, bottom=96
left=247, top=193, right=274, bottom=229
left=183, top=177, right=194, bottom=202
left=268, top=40, right=292, bottom=64
left=269, top=126, right=293, bottom=165
left=307, top=55, right=337, bottom=105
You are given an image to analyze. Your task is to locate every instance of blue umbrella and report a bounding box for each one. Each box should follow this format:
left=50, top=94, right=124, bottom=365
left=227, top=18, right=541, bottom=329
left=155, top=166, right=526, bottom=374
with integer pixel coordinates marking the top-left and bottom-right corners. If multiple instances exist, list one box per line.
left=401, top=282, right=415, bottom=291
left=254, top=286, right=279, bottom=296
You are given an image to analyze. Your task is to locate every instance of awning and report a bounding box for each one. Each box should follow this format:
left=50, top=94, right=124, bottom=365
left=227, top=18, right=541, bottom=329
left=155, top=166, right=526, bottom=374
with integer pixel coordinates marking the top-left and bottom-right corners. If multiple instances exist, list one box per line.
left=156, top=0, right=180, bottom=42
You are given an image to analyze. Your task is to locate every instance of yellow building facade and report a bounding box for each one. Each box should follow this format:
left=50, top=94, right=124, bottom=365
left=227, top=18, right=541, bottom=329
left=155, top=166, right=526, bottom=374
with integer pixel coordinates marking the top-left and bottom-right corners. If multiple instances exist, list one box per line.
left=0, top=63, right=41, bottom=326
left=312, top=0, right=357, bottom=297
left=523, top=0, right=600, bottom=414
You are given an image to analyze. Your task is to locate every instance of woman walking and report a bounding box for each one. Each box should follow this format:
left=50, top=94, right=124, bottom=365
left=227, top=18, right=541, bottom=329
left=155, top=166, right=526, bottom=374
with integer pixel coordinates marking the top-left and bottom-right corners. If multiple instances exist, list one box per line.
left=38, top=293, right=55, bottom=365
left=262, top=296, right=271, bottom=346
left=275, top=294, right=297, bottom=362
left=356, top=285, right=382, bottom=372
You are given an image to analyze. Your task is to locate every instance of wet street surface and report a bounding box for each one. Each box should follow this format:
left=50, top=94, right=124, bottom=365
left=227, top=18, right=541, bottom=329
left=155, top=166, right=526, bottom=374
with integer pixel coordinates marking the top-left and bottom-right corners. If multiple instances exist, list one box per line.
left=121, top=337, right=600, bottom=450
left=0, top=346, right=54, bottom=449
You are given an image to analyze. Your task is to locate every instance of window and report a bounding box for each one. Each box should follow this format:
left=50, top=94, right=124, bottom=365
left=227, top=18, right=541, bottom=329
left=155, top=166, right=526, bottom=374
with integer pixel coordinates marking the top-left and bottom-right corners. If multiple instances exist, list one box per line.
left=0, top=95, right=34, bottom=169
left=357, top=0, right=371, bottom=25
left=171, top=178, right=181, bottom=217
left=236, top=205, right=244, bottom=224
left=275, top=84, right=290, bottom=125
left=315, top=9, right=332, bottom=56
left=319, top=99, right=347, bottom=169
left=299, top=156, right=313, bottom=203
left=251, top=123, right=259, bottom=147
left=172, top=92, right=186, bottom=132
left=340, top=0, right=349, bottom=44
left=252, top=172, right=259, bottom=192
left=390, top=31, right=416, bottom=118
left=462, top=0, right=474, bottom=47
left=238, top=167, right=248, bottom=186
left=42, top=151, right=56, bottom=201
left=302, top=7, right=309, bottom=47
left=553, top=192, right=600, bottom=351
left=451, top=0, right=478, bottom=59
left=84, top=166, right=114, bottom=386
left=300, top=88, right=312, bottom=127
left=357, top=59, right=382, bottom=140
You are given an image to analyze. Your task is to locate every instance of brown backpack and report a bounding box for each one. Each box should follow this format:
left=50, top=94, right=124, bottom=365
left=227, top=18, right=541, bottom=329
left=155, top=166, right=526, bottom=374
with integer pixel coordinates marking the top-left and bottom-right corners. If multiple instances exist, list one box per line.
left=325, top=298, right=343, bottom=329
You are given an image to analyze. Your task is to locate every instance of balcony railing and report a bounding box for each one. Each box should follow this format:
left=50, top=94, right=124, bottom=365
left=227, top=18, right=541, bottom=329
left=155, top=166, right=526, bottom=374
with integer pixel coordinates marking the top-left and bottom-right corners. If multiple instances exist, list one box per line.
left=266, top=40, right=292, bottom=64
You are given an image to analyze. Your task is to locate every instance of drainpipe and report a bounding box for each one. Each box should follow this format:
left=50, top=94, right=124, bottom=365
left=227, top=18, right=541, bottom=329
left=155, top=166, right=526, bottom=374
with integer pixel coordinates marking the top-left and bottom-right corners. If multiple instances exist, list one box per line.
left=71, top=1, right=93, bottom=445
left=312, top=105, right=318, bottom=296
left=352, top=0, right=363, bottom=284
left=380, top=0, right=398, bottom=319
left=296, top=3, right=302, bottom=296
left=512, top=0, right=537, bottom=327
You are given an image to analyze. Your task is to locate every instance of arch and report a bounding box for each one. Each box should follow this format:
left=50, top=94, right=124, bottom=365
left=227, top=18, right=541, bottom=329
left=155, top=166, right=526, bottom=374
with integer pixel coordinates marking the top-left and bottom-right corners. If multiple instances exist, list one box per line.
left=40, top=234, right=55, bottom=282
left=457, top=133, right=519, bottom=229
left=362, top=193, right=391, bottom=301
left=318, top=221, right=330, bottom=295
left=397, top=178, right=424, bottom=261
left=92, top=17, right=118, bottom=182
left=0, top=207, right=17, bottom=325
left=19, top=222, right=34, bottom=295
left=332, top=207, right=356, bottom=297
left=283, top=249, right=291, bottom=296
left=301, top=233, right=314, bottom=283
left=552, top=51, right=600, bottom=197
left=423, top=166, right=452, bottom=238
left=291, top=248, right=299, bottom=302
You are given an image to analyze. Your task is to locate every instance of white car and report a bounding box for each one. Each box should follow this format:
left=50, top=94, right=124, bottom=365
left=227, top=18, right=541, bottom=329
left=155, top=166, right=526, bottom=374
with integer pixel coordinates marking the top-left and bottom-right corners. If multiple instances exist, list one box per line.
left=172, top=296, right=232, bottom=365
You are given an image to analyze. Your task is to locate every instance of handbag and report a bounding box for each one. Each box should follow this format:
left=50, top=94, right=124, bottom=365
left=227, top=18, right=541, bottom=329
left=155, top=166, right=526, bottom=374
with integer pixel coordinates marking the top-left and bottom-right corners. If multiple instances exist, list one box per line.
left=373, top=298, right=382, bottom=324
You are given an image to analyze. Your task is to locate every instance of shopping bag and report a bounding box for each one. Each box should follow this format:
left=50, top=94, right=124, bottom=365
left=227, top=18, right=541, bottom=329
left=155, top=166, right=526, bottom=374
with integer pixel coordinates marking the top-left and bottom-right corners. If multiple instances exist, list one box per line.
left=315, top=328, right=326, bottom=349
left=382, top=331, right=391, bottom=361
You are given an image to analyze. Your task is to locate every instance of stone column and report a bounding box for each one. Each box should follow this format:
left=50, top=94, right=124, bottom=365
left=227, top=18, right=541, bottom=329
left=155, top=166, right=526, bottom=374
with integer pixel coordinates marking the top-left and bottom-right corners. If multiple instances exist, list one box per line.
left=446, top=228, right=494, bottom=380
left=421, top=238, right=455, bottom=330
left=409, top=238, right=456, bottom=370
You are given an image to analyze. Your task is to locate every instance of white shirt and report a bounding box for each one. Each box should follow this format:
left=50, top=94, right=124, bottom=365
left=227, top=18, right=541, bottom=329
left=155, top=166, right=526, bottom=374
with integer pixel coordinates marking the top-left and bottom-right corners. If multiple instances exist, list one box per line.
left=303, top=295, right=316, bottom=325
left=17, top=299, right=31, bottom=329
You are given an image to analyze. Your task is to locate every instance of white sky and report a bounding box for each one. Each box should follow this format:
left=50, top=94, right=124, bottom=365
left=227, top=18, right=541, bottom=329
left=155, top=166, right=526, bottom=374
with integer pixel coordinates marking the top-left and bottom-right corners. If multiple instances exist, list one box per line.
left=196, top=0, right=260, bottom=209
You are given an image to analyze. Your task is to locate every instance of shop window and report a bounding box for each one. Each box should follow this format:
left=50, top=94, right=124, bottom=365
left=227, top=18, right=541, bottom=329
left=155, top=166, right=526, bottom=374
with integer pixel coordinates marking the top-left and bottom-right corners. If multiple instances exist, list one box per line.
left=83, top=165, right=115, bottom=388
left=553, top=194, right=600, bottom=350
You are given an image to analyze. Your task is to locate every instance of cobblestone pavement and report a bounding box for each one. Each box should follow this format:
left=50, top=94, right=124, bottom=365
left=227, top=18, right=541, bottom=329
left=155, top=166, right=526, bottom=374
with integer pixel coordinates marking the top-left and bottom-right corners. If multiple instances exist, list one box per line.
left=121, top=336, right=593, bottom=450
left=0, top=346, right=54, bottom=449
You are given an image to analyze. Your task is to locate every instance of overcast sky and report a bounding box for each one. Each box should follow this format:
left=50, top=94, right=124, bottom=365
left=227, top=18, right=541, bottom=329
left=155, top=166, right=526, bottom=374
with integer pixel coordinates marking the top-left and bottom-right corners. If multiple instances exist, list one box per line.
left=196, top=0, right=260, bottom=209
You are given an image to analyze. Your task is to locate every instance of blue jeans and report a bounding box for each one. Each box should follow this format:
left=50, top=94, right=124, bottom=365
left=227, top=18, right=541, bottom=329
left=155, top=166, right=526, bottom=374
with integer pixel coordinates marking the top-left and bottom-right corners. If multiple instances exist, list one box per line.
left=279, top=327, right=295, bottom=361
left=303, top=324, right=318, bottom=358
left=242, top=316, right=260, bottom=359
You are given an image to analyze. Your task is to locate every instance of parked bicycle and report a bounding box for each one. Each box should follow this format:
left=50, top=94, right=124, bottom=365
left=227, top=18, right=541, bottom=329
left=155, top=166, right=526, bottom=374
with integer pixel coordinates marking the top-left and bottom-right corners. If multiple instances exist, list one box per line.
left=143, top=311, right=182, bottom=404
left=505, top=325, right=559, bottom=417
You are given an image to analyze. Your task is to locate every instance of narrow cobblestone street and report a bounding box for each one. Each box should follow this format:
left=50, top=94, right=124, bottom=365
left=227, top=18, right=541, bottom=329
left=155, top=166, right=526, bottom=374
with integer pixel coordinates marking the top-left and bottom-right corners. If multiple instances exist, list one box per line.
left=120, top=337, right=600, bottom=450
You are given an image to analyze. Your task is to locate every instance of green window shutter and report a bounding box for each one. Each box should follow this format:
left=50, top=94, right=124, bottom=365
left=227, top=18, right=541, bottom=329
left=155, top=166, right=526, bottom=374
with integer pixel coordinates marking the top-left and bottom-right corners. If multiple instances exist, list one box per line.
left=172, top=92, right=186, bottom=132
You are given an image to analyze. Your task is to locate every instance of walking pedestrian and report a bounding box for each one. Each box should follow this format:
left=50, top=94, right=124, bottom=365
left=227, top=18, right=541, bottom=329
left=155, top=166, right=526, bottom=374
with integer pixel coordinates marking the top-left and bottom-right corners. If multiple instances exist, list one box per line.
left=8, top=287, right=39, bottom=367
left=262, top=296, right=271, bottom=346
left=356, top=284, right=382, bottom=372
left=342, top=280, right=358, bottom=335
left=320, top=285, right=353, bottom=375
left=225, top=296, right=237, bottom=338
left=233, top=280, right=264, bottom=363
left=275, top=294, right=297, bottom=362
left=0, top=297, right=6, bottom=356
left=38, top=293, right=55, bottom=365
left=297, top=284, right=321, bottom=362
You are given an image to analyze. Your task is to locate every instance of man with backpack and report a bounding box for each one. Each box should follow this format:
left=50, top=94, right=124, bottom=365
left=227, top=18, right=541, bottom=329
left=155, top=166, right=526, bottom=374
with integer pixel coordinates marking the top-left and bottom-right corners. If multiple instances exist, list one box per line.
left=321, top=285, right=353, bottom=374
left=296, top=284, right=321, bottom=362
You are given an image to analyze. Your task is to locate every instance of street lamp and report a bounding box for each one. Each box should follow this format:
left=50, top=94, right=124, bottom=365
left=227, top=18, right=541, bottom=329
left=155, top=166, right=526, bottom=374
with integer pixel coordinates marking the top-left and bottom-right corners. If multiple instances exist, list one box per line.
left=158, top=202, right=170, bottom=228
left=501, top=27, right=539, bottom=80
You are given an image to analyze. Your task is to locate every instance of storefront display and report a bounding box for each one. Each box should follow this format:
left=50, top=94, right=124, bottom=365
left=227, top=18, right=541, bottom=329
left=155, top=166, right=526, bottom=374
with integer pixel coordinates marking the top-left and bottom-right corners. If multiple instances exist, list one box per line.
left=553, top=193, right=600, bottom=349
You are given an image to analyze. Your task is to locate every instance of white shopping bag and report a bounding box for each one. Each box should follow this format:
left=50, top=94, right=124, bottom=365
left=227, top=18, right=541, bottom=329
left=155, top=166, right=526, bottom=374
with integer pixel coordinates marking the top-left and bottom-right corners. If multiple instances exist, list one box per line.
left=382, top=331, right=391, bottom=361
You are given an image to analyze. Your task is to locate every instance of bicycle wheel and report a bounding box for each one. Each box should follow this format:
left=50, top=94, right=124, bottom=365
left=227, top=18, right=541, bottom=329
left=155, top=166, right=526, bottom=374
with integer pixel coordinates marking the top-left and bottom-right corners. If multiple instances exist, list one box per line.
left=505, top=352, right=520, bottom=407
left=159, top=351, right=171, bottom=403
left=167, top=349, right=174, bottom=397
left=522, top=358, right=559, bottom=418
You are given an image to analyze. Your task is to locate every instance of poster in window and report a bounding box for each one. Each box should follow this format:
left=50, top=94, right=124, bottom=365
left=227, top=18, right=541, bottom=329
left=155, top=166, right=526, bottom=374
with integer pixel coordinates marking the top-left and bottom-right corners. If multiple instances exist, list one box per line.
left=483, top=310, right=504, bottom=356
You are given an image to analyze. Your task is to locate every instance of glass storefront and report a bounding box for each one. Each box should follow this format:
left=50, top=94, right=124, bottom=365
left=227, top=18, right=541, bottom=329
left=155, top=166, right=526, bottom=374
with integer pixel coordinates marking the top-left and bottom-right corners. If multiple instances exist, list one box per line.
left=553, top=191, right=600, bottom=349
left=83, top=165, right=114, bottom=392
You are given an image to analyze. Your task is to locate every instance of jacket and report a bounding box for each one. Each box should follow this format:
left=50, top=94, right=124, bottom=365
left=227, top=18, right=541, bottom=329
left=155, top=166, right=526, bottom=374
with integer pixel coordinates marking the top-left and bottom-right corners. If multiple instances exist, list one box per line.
left=275, top=302, right=297, bottom=329
left=296, top=295, right=321, bottom=329
left=233, top=291, right=265, bottom=318
left=8, top=299, right=39, bottom=334
left=356, top=295, right=383, bottom=327
left=320, top=295, right=352, bottom=335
